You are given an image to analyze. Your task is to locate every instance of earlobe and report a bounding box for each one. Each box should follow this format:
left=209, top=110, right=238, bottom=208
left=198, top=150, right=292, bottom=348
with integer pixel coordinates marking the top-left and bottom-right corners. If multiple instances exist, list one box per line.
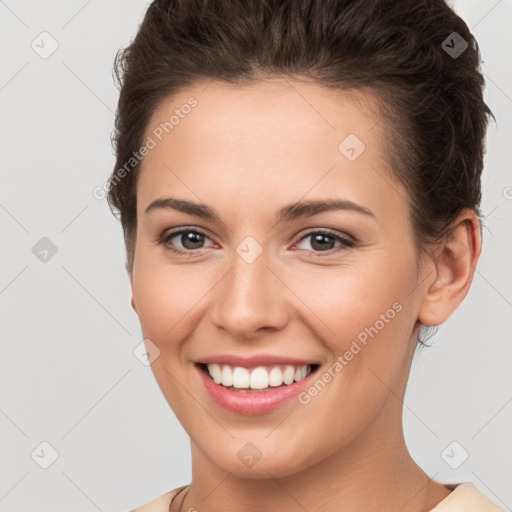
left=418, top=210, right=481, bottom=327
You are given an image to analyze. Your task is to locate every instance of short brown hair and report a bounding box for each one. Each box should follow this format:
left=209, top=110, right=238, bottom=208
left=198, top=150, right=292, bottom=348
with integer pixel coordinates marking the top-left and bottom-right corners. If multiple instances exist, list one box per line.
left=108, top=0, right=492, bottom=278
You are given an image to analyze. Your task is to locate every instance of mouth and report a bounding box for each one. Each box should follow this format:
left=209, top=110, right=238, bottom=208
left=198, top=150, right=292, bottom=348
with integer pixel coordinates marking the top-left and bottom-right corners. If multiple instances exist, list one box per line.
left=196, top=362, right=321, bottom=393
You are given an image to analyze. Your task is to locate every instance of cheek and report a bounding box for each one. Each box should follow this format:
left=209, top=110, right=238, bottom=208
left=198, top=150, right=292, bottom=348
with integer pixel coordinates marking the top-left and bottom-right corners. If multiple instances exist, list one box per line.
left=132, top=250, right=226, bottom=365
left=131, top=257, right=198, bottom=343
left=287, top=251, right=419, bottom=416
left=288, top=262, right=417, bottom=452
left=289, top=253, right=416, bottom=346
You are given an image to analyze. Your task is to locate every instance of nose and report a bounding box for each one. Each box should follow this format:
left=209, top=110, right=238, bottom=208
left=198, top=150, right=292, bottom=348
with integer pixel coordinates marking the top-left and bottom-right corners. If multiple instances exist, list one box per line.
left=210, top=248, right=289, bottom=340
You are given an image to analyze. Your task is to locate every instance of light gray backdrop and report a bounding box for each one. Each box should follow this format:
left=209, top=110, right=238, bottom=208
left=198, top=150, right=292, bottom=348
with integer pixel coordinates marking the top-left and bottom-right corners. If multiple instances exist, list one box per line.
left=1, top=1, right=511, bottom=511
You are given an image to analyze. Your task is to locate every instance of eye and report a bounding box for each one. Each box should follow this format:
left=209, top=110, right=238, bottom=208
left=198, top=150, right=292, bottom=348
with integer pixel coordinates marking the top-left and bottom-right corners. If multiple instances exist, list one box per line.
left=157, top=227, right=214, bottom=255
left=157, top=227, right=356, bottom=257
left=293, top=229, right=355, bottom=255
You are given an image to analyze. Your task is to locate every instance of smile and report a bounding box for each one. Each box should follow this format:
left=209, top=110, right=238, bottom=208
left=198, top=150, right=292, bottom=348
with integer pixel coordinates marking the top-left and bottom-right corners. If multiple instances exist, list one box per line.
left=196, top=361, right=321, bottom=415
left=203, top=363, right=314, bottom=390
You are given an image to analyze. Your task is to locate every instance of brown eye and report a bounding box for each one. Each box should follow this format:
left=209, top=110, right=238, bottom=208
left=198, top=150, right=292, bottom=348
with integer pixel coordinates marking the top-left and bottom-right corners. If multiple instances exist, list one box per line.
left=159, top=228, right=214, bottom=255
left=294, top=230, right=355, bottom=254
left=174, top=231, right=206, bottom=250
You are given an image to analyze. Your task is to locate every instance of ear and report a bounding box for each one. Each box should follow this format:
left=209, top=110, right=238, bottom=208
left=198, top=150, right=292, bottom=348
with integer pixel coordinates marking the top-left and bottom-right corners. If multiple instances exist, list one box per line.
left=126, top=261, right=137, bottom=313
left=418, top=209, right=482, bottom=327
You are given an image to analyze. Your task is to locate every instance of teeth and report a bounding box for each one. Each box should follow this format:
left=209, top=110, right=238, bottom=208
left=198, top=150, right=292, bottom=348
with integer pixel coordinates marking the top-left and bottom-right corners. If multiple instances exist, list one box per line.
left=221, top=365, right=233, bottom=386
left=268, top=366, right=283, bottom=387
left=283, top=365, right=295, bottom=385
left=209, top=363, right=222, bottom=384
left=206, top=363, right=312, bottom=390
left=233, top=367, right=250, bottom=388
left=249, top=367, right=268, bottom=389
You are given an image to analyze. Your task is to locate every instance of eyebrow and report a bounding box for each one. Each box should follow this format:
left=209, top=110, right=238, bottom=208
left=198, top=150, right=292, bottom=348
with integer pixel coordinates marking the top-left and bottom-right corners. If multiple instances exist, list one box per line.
left=144, top=196, right=375, bottom=222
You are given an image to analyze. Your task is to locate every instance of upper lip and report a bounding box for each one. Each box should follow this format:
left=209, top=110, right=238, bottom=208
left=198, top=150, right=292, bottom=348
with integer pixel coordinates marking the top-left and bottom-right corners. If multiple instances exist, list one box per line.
left=196, top=354, right=319, bottom=367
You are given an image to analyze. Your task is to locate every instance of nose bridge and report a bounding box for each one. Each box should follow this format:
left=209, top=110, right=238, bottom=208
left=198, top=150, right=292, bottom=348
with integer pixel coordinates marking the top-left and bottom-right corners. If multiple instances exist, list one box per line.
left=211, top=242, right=287, bottom=337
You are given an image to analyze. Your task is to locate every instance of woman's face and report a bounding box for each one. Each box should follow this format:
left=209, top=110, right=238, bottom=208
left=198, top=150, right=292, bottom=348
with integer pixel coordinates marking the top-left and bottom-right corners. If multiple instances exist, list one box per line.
left=130, top=78, right=429, bottom=477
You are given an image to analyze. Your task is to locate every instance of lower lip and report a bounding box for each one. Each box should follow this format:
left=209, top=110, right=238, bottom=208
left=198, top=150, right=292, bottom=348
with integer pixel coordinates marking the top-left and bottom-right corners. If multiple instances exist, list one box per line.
left=196, top=364, right=317, bottom=415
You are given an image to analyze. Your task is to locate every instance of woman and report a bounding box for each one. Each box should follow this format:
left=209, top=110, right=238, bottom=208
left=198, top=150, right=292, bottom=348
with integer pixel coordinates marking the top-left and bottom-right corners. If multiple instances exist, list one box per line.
left=107, top=0, right=503, bottom=510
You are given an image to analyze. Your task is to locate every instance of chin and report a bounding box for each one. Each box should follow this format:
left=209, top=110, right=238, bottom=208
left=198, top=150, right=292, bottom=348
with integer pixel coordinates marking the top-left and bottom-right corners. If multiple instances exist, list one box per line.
left=196, top=435, right=325, bottom=480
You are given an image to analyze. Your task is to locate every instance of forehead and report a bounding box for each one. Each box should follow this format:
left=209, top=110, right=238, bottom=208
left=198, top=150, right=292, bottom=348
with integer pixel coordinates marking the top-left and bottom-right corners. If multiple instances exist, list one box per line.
left=136, top=78, right=405, bottom=226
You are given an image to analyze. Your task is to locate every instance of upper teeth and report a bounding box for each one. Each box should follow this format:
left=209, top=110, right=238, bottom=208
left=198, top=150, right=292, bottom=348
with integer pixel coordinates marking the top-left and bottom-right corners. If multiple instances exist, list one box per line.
left=207, top=364, right=312, bottom=389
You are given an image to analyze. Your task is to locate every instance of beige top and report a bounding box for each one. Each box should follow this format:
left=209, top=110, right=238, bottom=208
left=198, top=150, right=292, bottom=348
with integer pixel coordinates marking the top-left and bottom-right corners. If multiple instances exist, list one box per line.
left=131, top=482, right=505, bottom=511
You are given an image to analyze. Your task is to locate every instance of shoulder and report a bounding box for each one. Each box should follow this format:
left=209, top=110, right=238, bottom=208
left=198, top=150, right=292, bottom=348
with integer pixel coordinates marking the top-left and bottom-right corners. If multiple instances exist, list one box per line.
left=130, top=485, right=189, bottom=512
left=429, top=482, right=505, bottom=511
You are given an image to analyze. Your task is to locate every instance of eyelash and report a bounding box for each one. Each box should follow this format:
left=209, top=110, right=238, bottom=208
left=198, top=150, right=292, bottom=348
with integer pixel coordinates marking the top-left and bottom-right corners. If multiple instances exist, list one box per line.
left=156, top=227, right=356, bottom=257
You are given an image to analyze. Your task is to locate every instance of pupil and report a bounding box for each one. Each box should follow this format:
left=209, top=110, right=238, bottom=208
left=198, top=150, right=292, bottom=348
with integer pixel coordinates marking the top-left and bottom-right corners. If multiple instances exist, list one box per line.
left=312, top=234, right=334, bottom=251
left=183, top=232, right=204, bottom=249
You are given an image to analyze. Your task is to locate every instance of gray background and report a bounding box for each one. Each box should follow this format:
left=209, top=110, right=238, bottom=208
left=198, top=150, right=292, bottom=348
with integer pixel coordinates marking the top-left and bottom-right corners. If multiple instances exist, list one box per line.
left=1, top=1, right=511, bottom=510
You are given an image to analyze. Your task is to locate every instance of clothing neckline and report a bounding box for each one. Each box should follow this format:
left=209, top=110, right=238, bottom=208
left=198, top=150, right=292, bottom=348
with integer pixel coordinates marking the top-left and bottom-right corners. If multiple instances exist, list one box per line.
left=167, top=483, right=456, bottom=511
left=168, top=485, right=189, bottom=512
left=166, top=482, right=503, bottom=512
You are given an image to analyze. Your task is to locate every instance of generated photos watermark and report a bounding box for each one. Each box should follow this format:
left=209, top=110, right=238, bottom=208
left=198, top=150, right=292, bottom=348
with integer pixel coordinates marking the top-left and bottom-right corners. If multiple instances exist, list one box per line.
left=93, top=97, right=198, bottom=201
left=298, top=301, right=403, bottom=405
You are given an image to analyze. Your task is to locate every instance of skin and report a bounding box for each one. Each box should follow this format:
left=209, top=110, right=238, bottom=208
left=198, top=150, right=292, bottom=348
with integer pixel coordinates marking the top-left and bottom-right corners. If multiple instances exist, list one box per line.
left=129, top=78, right=481, bottom=512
